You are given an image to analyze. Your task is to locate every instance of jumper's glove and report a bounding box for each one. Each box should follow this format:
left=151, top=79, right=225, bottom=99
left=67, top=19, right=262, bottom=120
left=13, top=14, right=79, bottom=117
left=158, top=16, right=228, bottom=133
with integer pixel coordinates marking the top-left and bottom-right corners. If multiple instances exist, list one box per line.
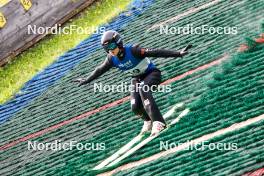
left=74, top=78, right=88, bottom=86
left=180, top=44, right=192, bottom=57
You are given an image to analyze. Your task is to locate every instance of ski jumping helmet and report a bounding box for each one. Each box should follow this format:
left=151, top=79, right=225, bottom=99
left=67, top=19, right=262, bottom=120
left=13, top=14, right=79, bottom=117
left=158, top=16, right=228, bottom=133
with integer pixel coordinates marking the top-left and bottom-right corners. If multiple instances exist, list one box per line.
left=101, top=30, right=123, bottom=52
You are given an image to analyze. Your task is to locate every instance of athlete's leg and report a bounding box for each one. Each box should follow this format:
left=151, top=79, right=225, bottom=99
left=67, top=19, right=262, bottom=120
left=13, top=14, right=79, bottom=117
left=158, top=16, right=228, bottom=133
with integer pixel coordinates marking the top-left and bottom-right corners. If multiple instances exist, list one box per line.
left=138, top=70, right=166, bottom=124
left=130, top=78, right=151, bottom=121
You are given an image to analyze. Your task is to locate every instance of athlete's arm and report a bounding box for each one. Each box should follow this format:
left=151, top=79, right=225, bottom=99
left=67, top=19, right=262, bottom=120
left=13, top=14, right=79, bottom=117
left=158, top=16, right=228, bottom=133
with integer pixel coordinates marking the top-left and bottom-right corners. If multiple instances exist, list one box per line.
left=76, top=55, right=113, bottom=86
left=131, top=44, right=190, bottom=58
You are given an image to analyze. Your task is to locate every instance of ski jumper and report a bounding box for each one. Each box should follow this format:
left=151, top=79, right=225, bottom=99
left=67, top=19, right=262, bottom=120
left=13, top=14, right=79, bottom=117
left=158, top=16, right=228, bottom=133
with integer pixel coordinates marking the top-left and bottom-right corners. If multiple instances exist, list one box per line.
left=81, top=44, right=182, bottom=123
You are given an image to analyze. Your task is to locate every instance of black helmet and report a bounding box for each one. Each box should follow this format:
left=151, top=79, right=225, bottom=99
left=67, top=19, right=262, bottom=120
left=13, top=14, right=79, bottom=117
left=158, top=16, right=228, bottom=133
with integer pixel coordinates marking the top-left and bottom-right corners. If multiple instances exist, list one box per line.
left=101, top=30, right=123, bottom=52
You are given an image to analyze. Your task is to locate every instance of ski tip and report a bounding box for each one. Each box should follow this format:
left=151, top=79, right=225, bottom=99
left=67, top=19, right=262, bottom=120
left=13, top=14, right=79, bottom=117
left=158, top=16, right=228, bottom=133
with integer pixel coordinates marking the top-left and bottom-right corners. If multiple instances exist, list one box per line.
left=183, top=44, right=193, bottom=51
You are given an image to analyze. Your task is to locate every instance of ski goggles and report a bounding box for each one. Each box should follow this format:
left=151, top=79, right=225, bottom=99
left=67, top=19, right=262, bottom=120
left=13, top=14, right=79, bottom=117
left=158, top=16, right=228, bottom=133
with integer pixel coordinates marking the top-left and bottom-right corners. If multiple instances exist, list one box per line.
left=103, top=42, right=118, bottom=51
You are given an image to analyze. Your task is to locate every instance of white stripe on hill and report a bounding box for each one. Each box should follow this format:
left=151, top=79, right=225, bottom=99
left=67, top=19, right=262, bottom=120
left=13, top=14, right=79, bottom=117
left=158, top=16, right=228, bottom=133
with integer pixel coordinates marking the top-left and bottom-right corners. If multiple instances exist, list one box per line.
left=148, top=0, right=222, bottom=31
left=99, top=114, right=264, bottom=176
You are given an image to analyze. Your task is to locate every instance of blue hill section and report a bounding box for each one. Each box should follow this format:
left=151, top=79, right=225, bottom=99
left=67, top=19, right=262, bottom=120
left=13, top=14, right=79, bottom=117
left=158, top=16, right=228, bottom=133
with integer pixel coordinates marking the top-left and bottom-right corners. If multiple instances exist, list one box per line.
left=0, top=0, right=154, bottom=124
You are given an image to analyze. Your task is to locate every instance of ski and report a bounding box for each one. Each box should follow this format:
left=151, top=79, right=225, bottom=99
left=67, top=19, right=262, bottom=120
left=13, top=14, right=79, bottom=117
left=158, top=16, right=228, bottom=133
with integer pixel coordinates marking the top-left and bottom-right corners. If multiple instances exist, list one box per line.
left=93, top=103, right=184, bottom=170
left=107, top=108, right=190, bottom=167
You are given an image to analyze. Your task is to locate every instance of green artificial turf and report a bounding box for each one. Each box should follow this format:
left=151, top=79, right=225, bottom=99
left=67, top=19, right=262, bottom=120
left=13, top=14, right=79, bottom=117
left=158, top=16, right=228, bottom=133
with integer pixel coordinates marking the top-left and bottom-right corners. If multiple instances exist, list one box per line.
left=1, top=0, right=264, bottom=175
